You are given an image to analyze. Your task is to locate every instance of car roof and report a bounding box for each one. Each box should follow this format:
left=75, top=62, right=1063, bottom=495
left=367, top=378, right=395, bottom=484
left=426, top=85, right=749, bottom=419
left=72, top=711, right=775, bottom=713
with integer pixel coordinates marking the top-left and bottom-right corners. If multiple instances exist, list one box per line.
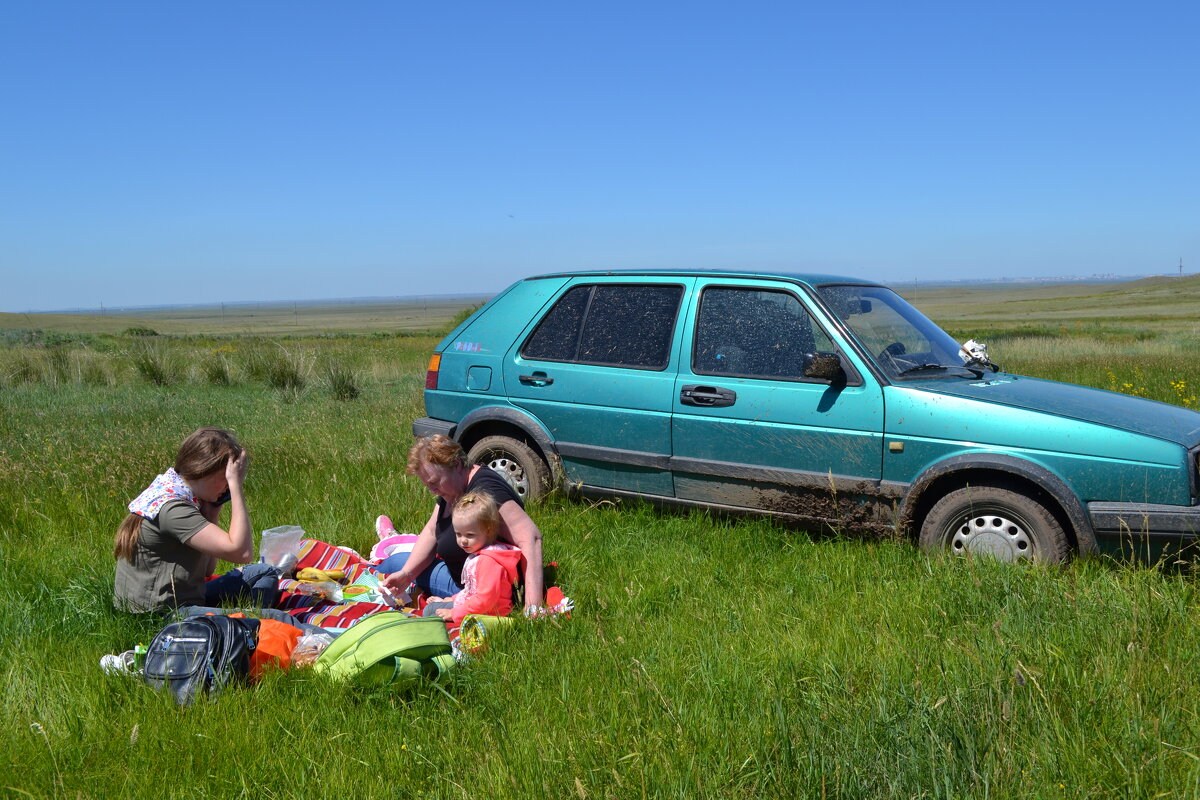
left=525, top=267, right=884, bottom=289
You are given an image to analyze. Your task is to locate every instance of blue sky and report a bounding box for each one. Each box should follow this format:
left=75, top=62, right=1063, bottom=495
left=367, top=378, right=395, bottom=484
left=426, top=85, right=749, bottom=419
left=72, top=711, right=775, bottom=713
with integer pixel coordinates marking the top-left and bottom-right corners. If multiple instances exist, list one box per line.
left=2, top=1, right=1197, bottom=312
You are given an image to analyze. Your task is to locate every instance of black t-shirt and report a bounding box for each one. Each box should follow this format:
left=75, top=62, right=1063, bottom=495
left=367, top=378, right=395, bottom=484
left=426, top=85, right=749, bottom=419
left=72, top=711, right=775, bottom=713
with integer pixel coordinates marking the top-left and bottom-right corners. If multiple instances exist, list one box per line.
left=434, top=467, right=523, bottom=584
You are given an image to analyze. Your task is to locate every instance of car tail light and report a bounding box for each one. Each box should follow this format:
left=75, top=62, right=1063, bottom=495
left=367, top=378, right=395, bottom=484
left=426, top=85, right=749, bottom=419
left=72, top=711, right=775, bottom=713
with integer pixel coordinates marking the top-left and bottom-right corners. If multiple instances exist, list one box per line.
left=425, top=353, right=441, bottom=390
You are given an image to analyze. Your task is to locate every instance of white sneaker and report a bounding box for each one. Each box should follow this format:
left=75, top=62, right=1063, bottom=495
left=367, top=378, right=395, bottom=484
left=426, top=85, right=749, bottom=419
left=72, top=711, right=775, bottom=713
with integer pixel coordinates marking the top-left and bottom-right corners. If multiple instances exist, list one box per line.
left=99, top=650, right=139, bottom=676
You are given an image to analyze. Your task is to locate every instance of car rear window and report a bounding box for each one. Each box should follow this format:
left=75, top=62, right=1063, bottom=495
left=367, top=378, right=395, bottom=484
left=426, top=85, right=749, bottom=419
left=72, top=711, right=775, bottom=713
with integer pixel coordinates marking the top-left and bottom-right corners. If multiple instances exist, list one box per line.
left=521, top=284, right=683, bottom=369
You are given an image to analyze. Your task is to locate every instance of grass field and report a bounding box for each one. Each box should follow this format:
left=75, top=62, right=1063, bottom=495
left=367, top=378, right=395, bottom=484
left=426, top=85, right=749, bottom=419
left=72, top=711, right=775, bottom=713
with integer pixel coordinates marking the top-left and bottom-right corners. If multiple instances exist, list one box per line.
left=0, top=295, right=491, bottom=337
left=3, top=279, right=1200, bottom=799
left=903, top=274, right=1200, bottom=335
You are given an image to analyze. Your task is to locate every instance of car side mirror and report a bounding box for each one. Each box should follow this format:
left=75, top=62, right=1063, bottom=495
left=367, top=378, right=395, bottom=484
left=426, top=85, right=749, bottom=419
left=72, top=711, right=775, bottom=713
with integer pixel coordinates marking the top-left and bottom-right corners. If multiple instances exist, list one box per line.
left=802, top=352, right=845, bottom=382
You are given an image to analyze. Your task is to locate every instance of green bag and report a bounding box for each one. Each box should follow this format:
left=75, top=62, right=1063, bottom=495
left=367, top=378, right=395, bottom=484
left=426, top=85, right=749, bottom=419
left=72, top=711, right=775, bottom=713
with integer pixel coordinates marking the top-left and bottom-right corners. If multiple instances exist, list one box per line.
left=313, top=612, right=455, bottom=688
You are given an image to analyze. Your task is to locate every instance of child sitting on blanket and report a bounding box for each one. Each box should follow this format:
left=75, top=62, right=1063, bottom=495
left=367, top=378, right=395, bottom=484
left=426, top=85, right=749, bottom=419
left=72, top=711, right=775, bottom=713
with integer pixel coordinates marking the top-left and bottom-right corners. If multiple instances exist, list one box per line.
left=422, top=492, right=521, bottom=626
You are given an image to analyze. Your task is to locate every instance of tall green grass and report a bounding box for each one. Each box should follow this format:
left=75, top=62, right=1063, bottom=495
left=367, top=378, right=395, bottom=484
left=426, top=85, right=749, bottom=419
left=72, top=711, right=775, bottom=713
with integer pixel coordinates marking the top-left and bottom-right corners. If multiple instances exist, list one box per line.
left=0, top=333, right=431, bottom=401
left=4, top=292, right=1200, bottom=797
left=3, top=336, right=1200, bottom=798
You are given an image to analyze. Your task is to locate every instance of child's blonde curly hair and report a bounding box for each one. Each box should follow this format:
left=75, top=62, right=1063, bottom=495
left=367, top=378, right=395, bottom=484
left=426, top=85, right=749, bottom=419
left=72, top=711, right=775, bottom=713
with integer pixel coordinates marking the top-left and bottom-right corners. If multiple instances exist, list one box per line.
left=451, top=491, right=500, bottom=544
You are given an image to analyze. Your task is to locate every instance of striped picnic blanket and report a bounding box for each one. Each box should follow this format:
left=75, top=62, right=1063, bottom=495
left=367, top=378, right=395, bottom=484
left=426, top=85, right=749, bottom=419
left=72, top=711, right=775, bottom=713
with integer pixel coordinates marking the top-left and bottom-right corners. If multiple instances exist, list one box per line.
left=278, top=539, right=414, bottom=632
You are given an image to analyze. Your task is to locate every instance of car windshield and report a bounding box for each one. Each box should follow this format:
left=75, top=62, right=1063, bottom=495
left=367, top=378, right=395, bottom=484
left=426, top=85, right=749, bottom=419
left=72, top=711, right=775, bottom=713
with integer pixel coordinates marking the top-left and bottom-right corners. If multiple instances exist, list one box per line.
left=817, top=284, right=977, bottom=380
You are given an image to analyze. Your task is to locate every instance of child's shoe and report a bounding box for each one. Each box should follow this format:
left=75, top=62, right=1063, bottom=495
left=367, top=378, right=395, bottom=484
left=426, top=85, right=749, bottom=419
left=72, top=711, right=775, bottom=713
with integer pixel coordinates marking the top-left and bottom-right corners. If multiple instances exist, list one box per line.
left=375, top=514, right=395, bottom=538
left=99, top=650, right=140, bottom=676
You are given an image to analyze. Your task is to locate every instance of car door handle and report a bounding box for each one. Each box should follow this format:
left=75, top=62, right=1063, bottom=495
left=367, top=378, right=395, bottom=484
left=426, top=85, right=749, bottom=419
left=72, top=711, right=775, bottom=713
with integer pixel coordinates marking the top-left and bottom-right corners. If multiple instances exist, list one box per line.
left=519, top=372, right=554, bottom=386
left=680, top=385, right=736, bottom=407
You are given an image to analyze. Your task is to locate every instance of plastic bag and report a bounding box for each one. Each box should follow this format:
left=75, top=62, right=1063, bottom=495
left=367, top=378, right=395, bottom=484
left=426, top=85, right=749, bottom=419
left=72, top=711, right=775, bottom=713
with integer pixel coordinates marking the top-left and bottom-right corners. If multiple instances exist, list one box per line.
left=293, top=580, right=343, bottom=603
left=291, top=632, right=334, bottom=667
left=259, top=525, right=304, bottom=573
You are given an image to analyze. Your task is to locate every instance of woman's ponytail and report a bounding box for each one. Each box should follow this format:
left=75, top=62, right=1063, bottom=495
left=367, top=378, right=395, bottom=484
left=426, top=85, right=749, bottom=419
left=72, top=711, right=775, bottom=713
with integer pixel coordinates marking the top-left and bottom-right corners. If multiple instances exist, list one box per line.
left=114, top=513, right=143, bottom=562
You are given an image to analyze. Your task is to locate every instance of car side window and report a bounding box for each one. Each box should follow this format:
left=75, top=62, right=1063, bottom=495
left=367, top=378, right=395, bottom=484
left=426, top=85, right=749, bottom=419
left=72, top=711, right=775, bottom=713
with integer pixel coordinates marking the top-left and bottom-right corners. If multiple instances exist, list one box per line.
left=522, top=286, right=590, bottom=361
left=692, top=287, right=837, bottom=379
left=521, top=284, right=683, bottom=369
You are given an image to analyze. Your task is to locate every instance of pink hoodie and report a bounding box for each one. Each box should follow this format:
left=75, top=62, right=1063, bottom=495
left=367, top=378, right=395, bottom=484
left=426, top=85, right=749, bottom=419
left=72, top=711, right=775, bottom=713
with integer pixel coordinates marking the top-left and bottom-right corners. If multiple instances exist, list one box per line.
left=449, top=543, right=523, bottom=626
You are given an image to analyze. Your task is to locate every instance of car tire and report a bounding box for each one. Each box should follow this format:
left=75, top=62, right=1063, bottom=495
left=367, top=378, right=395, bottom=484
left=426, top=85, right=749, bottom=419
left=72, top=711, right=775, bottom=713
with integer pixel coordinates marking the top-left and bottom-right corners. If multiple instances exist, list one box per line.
left=919, top=484, right=1070, bottom=563
left=467, top=435, right=552, bottom=503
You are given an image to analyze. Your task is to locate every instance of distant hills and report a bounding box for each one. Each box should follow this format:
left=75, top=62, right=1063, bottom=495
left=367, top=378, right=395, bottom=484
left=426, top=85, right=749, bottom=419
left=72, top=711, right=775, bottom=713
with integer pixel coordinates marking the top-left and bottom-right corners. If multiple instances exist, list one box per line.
left=894, top=272, right=1191, bottom=290
left=3, top=274, right=1194, bottom=338
left=12, top=273, right=1192, bottom=315
left=0, top=294, right=490, bottom=337
left=26, top=293, right=492, bottom=316
left=903, top=272, right=1200, bottom=333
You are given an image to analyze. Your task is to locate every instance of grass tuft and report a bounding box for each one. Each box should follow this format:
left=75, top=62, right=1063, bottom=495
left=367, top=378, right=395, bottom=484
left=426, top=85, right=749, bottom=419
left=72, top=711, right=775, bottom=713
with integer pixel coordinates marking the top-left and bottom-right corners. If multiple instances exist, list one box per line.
left=246, top=343, right=310, bottom=391
left=4, top=350, right=43, bottom=385
left=127, top=342, right=173, bottom=386
left=76, top=351, right=111, bottom=386
left=199, top=352, right=233, bottom=386
left=45, top=347, right=72, bottom=384
left=321, top=360, right=361, bottom=400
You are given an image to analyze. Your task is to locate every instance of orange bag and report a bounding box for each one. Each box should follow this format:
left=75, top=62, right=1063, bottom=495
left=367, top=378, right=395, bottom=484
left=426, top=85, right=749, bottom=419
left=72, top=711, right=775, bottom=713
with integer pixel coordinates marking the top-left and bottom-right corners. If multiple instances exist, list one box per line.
left=228, top=615, right=303, bottom=680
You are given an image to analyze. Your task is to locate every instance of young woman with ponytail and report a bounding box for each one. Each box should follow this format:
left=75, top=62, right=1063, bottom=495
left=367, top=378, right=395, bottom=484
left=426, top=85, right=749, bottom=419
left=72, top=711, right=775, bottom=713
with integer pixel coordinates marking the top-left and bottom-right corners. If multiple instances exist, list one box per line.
left=113, top=427, right=274, bottom=613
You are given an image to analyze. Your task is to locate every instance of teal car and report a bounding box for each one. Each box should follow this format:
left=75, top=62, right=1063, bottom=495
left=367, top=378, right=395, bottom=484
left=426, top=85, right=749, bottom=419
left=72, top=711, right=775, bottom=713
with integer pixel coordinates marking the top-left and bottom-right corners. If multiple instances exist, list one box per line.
left=413, top=270, right=1200, bottom=562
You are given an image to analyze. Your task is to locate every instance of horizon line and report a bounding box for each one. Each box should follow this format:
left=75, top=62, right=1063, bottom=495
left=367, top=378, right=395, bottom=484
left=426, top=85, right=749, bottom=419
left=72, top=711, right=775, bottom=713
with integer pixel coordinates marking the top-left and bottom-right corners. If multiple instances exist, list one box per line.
left=5, top=270, right=1191, bottom=315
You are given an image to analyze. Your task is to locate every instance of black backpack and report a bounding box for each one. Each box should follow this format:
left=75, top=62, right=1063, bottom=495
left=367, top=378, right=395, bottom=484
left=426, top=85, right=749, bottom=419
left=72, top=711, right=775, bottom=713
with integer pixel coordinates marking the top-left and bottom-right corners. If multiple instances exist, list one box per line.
left=142, top=615, right=260, bottom=705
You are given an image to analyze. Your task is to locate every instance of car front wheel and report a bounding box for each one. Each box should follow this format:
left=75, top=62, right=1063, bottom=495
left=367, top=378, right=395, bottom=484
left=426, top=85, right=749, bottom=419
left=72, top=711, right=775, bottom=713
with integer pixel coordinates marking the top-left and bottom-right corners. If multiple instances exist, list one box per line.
left=467, top=435, right=552, bottom=503
left=919, top=485, right=1070, bottom=563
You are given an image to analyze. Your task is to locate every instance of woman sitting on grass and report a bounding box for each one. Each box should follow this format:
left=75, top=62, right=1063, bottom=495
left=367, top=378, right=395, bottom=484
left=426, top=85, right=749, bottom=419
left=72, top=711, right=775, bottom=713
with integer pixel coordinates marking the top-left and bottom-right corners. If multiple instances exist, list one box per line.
left=379, top=434, right=544, bottom=611
left=113, top=427, right=275, bottom=613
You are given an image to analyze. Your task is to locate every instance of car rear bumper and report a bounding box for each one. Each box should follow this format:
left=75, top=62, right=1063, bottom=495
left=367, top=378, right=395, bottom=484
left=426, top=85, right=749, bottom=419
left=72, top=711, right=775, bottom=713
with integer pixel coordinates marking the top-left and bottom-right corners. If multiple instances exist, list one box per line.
left=412, top=417, right=456, bottom=440
left=1088, top=501, right=1200, bottom=542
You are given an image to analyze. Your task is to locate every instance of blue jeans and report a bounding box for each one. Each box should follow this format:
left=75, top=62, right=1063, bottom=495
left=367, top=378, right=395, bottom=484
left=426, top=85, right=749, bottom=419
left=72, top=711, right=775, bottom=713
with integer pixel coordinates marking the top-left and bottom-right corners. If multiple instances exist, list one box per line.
left=374, top=553, right=462, bottom=597
left=204, top=563, right=280, bottom=608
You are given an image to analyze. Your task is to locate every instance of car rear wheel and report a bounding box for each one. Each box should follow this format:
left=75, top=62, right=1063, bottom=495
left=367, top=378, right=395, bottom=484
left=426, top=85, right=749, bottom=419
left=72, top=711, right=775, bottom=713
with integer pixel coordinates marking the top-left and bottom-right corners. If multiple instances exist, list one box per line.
left=467, top=435, right=552, bottom=503
left=919, top=485, right=1070, bottom=563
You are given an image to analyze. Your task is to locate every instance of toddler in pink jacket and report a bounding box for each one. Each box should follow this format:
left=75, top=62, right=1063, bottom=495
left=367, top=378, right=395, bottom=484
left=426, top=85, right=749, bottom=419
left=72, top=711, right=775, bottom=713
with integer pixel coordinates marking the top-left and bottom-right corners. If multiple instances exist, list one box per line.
left=422, top=492, right=522, bottom=626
